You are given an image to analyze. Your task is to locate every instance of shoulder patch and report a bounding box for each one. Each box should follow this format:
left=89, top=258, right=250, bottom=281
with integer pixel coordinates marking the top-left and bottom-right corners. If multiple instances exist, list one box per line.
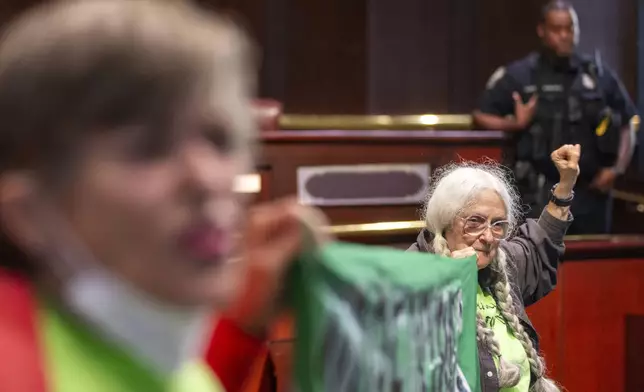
left=582, top=73, right=596, bottom=90
left=486, top=67, right=506, bottom=89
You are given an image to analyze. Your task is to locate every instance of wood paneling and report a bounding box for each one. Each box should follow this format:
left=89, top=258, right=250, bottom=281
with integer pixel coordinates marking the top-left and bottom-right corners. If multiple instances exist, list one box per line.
left=625, top=315, right=644, bottom=391
left=1, top=1, right=639, bottom=116
left=259, top=130, right=507, bottom=224
left=472, top=0, right=543, bottom=103
left=0, top=1, right=39, bottom=24
left=256, top=129, right=642, bottom=233
left=203, top=0, right=638, bottom=116
left=572, top=0, right=638, bottom=98
left=281, top=0, right=368, bottom=114
left=492, top=256, right=644, bottom=392
left=558, top=259, right=644, bottom=391
left=525, top=282, right=564, bottom=381
left=446, top=0, right=478, bottom=113
left=240, top=235, right=644, bottom=392
left=367, top=0, right=451, bottom=113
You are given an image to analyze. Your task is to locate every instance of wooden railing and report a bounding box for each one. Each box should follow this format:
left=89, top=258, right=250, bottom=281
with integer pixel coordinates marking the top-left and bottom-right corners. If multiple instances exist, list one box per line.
left=241, top=105, right=644, bottom=391
left=242, top=223, right=644, bottom=392
left=279, top=113, right=473, bottom=130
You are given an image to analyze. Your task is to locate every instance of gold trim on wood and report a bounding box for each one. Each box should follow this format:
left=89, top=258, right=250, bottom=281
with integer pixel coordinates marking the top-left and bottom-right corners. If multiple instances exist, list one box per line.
left=330, top=219, right=644, bottom=240
left=279, top=114, right=473, bottom=130
left=330, top=189, right=644, bottom=237
left=613, top=190, right=644, bottom=205
left=278, top=113, right=642, bottom=132
left=329, top=220, right=426, bottom=236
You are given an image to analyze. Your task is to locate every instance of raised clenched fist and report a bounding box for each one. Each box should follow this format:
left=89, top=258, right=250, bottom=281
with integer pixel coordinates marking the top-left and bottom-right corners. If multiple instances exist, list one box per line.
left=551, top=144, right=581, bottom=189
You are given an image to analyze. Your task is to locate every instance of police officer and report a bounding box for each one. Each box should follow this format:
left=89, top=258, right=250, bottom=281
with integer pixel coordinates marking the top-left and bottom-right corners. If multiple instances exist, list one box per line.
left=473, top=0, right=639, bottom=235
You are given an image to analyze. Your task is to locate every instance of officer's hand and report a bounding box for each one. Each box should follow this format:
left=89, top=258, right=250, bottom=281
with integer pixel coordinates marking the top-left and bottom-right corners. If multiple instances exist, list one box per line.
left=224, top=198, right=331, bottom=336
left=551, top=144, right=581, bottom=195
left=591, top=168, right=617, bottom=193
left=513, top=92, right=538, bottom=129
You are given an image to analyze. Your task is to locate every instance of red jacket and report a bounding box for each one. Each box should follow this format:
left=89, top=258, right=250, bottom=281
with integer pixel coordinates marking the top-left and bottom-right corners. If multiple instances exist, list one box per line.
left=0, top=270, right=265, bottom=392
left=206, top=318, right=268, bottom=391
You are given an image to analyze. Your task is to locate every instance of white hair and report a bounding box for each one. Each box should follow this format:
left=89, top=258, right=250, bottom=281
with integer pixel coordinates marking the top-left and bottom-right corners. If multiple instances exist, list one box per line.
left=423, top=162, right=560, bottom=392
left=422, top=162, right=521, bottom=235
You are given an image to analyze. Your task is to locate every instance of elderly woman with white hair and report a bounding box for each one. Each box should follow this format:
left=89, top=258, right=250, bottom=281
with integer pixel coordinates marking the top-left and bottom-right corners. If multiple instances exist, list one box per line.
left=408, top=144, right=581, bottom=392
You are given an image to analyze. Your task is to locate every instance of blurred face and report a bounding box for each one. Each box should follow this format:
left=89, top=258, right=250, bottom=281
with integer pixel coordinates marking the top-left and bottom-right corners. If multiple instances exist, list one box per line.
left=445, top=189, right=509, bottom=269
left=538, top=9, right=577, bottom=57
left=43, top=87, right=253, bottom=307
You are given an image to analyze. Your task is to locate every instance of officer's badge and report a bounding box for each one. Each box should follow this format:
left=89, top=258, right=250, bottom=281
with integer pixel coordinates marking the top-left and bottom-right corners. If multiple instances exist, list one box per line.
left=486, top=67, right=505, bottom=89
left=582, top=73, right=596, bottom=90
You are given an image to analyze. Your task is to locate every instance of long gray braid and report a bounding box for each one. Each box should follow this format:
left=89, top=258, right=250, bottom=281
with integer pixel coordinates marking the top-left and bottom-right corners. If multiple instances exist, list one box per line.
left=491, top=251, right=560, bottom=392
left=432, top=234, right=559, bottom=392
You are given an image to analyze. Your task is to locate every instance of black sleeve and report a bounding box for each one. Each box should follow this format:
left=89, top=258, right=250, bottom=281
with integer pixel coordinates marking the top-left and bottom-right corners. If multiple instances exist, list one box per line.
left=477, top=67, right=519, bottom=117
left=603, top=67, right=639, bottom=122
left=500, top=208, right=572, bottom=306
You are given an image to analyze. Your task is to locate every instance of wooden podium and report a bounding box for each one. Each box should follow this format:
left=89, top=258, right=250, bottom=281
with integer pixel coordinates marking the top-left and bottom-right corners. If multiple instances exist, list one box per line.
left=258, top=128, right=511, bottom=225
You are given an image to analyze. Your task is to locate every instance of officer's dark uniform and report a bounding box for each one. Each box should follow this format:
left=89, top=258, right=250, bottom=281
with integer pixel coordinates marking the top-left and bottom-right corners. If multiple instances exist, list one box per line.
left=478, top=51, right=638, bottom=234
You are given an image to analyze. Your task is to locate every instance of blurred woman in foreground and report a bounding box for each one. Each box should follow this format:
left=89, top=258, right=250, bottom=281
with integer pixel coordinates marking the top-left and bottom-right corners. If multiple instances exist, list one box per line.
left=0, top=1, right=307, bottom=391
left=408, top=145, right=580, bottom=392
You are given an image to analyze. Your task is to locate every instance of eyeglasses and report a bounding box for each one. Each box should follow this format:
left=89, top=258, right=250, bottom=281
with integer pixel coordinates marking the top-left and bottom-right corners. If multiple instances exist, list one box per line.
left=459, top=215, right=511, bottom=240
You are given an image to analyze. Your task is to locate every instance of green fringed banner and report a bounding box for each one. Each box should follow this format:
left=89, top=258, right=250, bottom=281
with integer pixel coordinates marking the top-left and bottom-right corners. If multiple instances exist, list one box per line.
left=290, top=242, right=480, bottom=392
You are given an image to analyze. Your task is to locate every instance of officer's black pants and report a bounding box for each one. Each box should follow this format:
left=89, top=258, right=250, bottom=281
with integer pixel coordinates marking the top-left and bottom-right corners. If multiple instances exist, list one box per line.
left=567, top=188, right=612, bottom=235
left=526, top=181, right=612, bottom=235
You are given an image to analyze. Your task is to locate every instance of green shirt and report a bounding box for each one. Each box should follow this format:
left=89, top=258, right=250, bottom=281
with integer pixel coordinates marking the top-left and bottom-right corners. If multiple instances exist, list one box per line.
left=39, top=300, right=223, bottom=392
left=476, top=285, right=530, bottom=392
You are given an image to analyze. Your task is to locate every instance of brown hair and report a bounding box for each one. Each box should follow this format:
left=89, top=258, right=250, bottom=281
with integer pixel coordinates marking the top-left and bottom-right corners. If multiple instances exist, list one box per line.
left=0, top=0, right=254, bottom=274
